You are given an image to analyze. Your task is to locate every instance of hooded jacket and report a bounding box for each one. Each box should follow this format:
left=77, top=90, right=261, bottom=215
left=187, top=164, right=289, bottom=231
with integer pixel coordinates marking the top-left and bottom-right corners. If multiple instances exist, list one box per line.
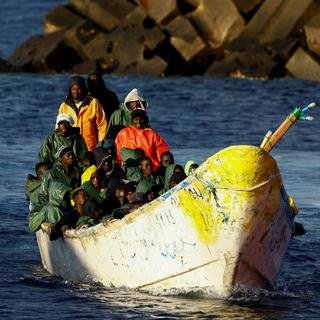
left=25, top=174, right=42, bottom=210
left=58, top=76, right=107, bottom=151
left=87, top=70, right=120, bottom=121
left=105, top=88, right=148, bottom=140
left=115, top=125, right=170, bottom=171
left=38, top=127, right=87, bottom=166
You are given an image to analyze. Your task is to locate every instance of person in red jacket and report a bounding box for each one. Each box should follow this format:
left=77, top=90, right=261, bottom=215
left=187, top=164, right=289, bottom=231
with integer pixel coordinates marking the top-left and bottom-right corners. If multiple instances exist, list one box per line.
left=115, top=109, right=170, bottom=171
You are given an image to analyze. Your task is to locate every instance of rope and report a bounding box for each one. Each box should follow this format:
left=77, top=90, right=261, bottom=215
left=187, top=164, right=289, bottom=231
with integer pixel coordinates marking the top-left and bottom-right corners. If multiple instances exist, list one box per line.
left=193, top=174, right=278, bottom=192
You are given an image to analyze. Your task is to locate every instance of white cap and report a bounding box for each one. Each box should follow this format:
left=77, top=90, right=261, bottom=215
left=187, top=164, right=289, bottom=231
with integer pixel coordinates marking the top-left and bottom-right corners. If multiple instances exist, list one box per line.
left=55, top=113, right=75, bottom=129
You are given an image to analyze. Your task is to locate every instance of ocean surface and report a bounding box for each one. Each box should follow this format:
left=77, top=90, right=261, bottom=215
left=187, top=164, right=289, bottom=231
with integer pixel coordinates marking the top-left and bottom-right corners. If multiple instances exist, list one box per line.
left=0, top=1, right=320, bottom=319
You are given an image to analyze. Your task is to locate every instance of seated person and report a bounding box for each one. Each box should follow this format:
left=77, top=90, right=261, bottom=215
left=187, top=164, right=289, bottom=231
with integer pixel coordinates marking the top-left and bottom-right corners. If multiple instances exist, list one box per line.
left=169, top=172, right=187, bottom=189
left=160, top=164, right=186, bottom=195
left=38, top=113, right=87, bottom=167
left=115, top=109, right=170, bottom=171
left=25, top=161, right=51, bottom=212
left=38, top=146, right=82, bottom=225
left=82, top=151, right=96, bottom=171
left=135, top=157, right=164, bottom=194
left=107, top=191, right=146, bottom=220
left=120, top=147, right=144, bottom=183
left=184, top=160, right=199, bottom=176
left=156, top=151, right=174, bottom=178
left=49, top=188, right=98, bottom=241
left=102, top=182, right=136, bottom=220
left=81, top=168, right=108, bottom=204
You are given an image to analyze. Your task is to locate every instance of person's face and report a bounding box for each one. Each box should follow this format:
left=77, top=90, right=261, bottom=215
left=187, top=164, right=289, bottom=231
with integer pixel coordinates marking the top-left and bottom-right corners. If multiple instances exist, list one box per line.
left=37, top=165, right=50, bottom=180
left=140, top=159, right=153, bottom=176
left=115, top=188, right=126, bottom=206
left=170, top=180, right=178, bottom=189
left=71, top=84, right=83, bottom=101
left=127, top=191, right=134, bottom=203
left=74, top=191, right=87, bottom=207
left=189, top=164, right=199, bottom=174
left=102, top=158, right=113, bottom=172
left=91, top=172, right=102, bottom=189
left=57, top=121, right=72, bottom=137
left=161, top=155, right=173, bottom=167
left=174, top=167, right=184, bottom=175
left=132, top=116, right=145, bottom=129
left=147, top=191, right=155, bottom=202
left=62, top=151, right=75, bottom=166
left=82, top=159, right=92, bottom=170
left=128, top=101, right=140, bottom=111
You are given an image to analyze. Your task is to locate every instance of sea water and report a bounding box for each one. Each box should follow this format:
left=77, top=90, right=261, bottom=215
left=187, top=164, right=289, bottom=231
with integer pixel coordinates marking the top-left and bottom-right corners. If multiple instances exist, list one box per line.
left=0, top=1, right=320, bottom=319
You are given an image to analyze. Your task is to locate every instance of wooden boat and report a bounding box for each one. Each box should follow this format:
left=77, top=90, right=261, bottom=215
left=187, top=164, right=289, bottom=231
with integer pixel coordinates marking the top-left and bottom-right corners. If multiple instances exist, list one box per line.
left=36, top=145, right=295, bottom=297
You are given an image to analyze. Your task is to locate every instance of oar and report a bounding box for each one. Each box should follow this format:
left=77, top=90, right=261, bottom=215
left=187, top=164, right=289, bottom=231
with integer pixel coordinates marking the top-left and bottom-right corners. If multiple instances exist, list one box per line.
left=261, top=102, right=317, bottom=153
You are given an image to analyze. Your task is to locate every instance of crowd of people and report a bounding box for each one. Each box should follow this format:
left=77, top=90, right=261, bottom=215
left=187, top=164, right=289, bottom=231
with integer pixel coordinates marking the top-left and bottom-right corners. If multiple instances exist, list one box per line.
left=25, top=72, right=199, bottom=240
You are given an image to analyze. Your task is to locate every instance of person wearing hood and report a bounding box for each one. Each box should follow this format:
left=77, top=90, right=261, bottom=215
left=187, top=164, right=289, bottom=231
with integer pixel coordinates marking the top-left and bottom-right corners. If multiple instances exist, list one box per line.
left=58, top=75, right=107, bottom=151
left=38, top=113, right=87, bottom=167
left=115, top=109, right=170, bottom=171
left=93, top=147, right=125, bottom=197
left=105, top=88, right=148, bottom=140
left=184, top=160, right=199, bottom=176
left=25, top=161, right=51, bottom=213
left=86, top=70, right=120, bottom=121
left=39, top=146, right=82, bottom=224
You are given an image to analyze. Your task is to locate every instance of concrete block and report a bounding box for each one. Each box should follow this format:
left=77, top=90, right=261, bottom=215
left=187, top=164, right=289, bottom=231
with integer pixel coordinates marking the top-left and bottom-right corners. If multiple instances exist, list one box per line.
left=206, top=49, right=277, bottom=79
left=44, top=5, right=84, bottom=34
left=138, top=0, right=178, bottom=24
left=241, top=0, right=282, bottom=38
left=165, top=16, right=206, bottom=61
left=258, top=0, right=313, bottom=43
left=304, top=12, right=320, bottom=57
left=68, top=60, right=100, bottom=75
left=118, top=6, right=165, bottom=50
left=242, top=0, right=313, bottom=44
left=83, top=6, right=166, bottom=69
left=232, top=0, right=264, bottom=14
left=0, top=58, right=22, bottom=72
left=267, top=38, right=298, bottom=61
left=9, top=30, right=82, bottom=73
left=115, top=55, right=168, bottom=76
left=187, top=0, right=245, bottom=48
left=286, top=47, right=320, bottom=81
left=8, top=35, right=44, bottom=70
left=62, top=20, right=101, bottom=60
left=69, top=0, right=135, bottom=32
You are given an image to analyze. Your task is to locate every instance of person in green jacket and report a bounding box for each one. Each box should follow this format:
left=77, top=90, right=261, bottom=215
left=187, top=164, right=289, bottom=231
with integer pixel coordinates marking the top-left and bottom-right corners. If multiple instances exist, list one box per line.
left=159, top=164, right=185, bottom=195
left=104, top=88, right=148, bottom=140
left=135, top=157, right=164, bottom=194
left=39, top=146, right=81, bottom=224
left=38, top=113, right=87, bottom=167
left=25, top=161, right=51, bottom=212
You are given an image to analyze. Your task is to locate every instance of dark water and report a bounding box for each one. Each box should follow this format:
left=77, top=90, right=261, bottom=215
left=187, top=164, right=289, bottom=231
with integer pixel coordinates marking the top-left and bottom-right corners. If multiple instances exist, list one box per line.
left=0, top=1, right=320, bottom=319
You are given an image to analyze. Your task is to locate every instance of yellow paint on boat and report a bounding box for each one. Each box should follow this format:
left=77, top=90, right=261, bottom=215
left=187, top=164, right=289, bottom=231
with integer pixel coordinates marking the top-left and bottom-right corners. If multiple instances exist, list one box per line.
left=177, top=145, right=282, bottom=245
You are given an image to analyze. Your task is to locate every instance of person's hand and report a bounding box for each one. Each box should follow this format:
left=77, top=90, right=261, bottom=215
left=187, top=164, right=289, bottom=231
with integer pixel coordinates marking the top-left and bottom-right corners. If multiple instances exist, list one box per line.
left=102, top=219, right=117, bottom=227
left=47, top=223, right=54, bottom=235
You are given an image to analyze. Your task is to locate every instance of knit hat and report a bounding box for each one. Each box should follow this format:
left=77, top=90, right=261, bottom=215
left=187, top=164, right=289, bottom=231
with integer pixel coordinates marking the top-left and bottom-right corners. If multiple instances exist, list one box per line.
left=55, top=113, right=75, bottom=129
left=58, top=146, right=73, bottom=159
left=131, top=109, right=148, bottom=121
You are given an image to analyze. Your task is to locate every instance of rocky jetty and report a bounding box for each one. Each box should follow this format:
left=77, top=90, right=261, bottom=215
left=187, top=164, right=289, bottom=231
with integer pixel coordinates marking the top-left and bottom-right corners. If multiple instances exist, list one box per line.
left=2, top=0, right=320, bottom=80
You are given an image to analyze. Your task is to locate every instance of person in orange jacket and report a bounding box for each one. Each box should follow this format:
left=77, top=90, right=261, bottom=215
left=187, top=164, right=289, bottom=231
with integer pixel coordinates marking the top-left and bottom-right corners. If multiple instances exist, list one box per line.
left=115, top=109, right=170, bottom=171
left=58, top=76, right=107, bottom=151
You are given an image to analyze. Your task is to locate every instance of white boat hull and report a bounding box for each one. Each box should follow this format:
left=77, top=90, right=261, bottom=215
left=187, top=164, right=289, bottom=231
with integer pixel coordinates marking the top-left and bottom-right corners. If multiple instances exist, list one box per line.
left=36, top=145, right=294, bottom=297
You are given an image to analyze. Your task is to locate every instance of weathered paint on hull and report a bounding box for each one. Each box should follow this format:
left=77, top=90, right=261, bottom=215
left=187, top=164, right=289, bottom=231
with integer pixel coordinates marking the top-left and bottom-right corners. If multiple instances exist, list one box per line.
left=36, top=145, right=294, bottom=297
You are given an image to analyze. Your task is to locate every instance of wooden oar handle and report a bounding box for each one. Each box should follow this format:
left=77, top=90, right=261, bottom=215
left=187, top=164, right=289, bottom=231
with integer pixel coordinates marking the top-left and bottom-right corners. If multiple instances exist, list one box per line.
left=262, top=113, right=297, bottom=153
